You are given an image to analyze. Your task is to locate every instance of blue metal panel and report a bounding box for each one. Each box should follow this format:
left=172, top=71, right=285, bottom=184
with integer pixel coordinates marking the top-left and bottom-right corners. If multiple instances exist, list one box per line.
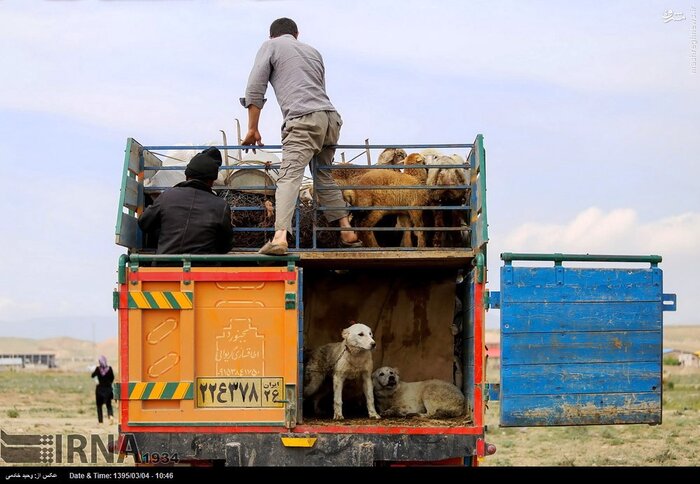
left=499, top=261, right=664, bottom=427
left=500, top=392, right=660, bottom=426
left=502, top=362, right=660, bottom=395
left=501, top=267, right=661, bottom=302
left=502, top=331, right=662, bottom=365
left=501, top=301, right=661, bottom=333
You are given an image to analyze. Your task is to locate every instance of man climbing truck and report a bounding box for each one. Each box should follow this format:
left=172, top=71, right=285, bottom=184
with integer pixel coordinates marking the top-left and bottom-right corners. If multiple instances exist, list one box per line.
left=113, top=134, right=676, bottom=465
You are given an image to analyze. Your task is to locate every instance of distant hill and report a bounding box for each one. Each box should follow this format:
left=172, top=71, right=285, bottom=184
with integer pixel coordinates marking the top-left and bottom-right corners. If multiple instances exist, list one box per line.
left=664, top=325, right=700, bottom=352
left=0, top=336, right=118, bottom=371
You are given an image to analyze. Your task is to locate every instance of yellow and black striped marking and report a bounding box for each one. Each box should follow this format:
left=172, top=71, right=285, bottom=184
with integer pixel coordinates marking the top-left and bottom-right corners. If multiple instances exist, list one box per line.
left=117, top=382, right=194, bottom=400
left=127, top=291, right=193, bottom=310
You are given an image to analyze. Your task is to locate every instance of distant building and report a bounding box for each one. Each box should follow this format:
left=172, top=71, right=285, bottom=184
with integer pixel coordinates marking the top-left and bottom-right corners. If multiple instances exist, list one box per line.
left=0, top=357, right=24, bottom=370
left=0, top=353, right=56, bottom=369
left=677, top=352, right=700, bottom=368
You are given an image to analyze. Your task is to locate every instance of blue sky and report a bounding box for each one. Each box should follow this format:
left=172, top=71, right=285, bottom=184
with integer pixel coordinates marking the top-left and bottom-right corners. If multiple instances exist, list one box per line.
left=0, top=0, right=698, bottom=338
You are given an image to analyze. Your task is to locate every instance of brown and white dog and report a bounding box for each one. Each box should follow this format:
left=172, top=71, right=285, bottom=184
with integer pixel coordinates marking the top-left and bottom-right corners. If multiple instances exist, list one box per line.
left=304, top=323, right=381, bottom=420
left=372, top=366, right=466, bottom=418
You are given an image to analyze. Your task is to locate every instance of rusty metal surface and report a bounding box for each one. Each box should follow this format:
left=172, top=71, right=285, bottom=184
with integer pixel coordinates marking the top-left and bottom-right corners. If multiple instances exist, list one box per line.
left=498, top=264, right=664, bottom=427
left=303, top=269, right=458, bottom=384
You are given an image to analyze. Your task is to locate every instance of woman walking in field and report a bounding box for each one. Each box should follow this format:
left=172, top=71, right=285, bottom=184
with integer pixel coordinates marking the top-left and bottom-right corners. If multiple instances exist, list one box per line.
left=91, top=356, right=115, bottom=424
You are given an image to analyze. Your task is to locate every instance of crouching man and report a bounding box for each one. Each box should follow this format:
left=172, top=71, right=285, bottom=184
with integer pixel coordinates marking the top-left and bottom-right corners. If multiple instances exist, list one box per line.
left=139, top=147, right=234, bottom=254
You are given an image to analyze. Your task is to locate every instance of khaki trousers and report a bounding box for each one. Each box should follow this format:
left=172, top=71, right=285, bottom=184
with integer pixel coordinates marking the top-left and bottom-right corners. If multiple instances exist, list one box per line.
left=275, top=110, right=348, bottom=234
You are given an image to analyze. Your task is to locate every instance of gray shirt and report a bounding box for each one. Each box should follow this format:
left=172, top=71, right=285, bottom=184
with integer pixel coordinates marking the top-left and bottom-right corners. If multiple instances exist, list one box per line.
left=241, top=34, right=337, bottom=122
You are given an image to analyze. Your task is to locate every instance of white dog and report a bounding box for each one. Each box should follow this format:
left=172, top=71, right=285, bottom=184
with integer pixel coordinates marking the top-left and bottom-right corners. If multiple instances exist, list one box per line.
left=304, top=323, right=381, bottom=420
left=372, top=366, right=466, bottom=418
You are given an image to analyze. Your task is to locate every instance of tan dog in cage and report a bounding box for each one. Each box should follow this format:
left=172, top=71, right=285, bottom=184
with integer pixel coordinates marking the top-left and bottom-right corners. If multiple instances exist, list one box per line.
left=304, top=323, right=381, bottom=420
left=372, top=366, right=466, bottom=418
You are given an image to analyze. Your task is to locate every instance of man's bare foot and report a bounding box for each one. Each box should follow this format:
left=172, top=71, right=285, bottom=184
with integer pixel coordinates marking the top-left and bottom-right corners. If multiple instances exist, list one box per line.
left=340, top=231, right=360, bottom=244
left=338, top=216, right=359, bottom=244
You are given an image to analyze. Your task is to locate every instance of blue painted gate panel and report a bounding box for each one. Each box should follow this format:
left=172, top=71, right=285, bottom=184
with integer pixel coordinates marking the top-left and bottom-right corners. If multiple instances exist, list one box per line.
left=500, top=266, right=663, bottom=426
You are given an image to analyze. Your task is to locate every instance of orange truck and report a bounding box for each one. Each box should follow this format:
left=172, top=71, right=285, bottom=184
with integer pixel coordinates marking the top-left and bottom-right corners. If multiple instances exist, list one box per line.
left=113, top=135, right=675, bottom=466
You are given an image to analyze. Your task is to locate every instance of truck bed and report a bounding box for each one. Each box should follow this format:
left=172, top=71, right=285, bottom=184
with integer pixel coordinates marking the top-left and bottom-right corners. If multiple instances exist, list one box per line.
left=291, top=249, right=475, bottom=269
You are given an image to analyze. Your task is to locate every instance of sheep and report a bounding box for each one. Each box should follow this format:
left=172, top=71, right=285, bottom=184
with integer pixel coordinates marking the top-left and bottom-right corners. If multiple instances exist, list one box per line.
left=376, top=148, right=408, bottom=171
left=402, top=152, right=428, bottom=184
left=425, top=154, right=471, bottom=247
left=342, top=170, right=428, bottom=248
left=331, top=162, right=370, bottom=184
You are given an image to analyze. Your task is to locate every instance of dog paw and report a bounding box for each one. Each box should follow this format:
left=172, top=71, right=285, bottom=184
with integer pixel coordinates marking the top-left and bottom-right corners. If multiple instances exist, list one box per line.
left=333, top=413, right=345, bottom=420
left=369, top=412, right=381, bottom=419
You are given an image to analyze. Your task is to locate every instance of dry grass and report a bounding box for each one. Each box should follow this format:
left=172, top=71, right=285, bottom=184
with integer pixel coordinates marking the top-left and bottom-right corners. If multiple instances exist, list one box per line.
left=482, top=382, right=700, bottom=467
left=0, top=370, right=133, bottom=466
left=1, top=326, right=698, bottom=467
left=482, top=325, right=700, bottom=466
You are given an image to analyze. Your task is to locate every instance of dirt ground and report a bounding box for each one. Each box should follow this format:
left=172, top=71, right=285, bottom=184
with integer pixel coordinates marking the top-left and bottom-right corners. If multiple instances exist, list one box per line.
left=1, top=325, right=699, bottom=467
left=0, top=371, right=134, bottom=466
left=2, top=368, right=697, bottom=467
left=482, top=366, right=700, bottom=466
left=481, top=327, right=700, bottom=466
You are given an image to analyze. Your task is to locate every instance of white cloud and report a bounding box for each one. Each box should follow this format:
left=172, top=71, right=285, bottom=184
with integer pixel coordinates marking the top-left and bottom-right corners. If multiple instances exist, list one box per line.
left=487, top=208, right=700, bottom=325
left=0, top=297, right=13, bottom=311
left=0, top=0, right=697, bottom=333
left=502, top=207, right=700, bottom=254
left=0, top=296, right=44, bottom=320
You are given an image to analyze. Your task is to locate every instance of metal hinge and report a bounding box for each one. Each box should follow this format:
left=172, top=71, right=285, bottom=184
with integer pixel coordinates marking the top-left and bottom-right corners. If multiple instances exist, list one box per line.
left=284, top=384, right=297, bottom=429
left=182, top=260, right=192, bottom=285
left=485, top=383, right=500, bottom=401
left=487, top=291, right=500, bottom=310
left=285, top=293, right=296, bottom=310
left=663, top=293, right=677, bottom=311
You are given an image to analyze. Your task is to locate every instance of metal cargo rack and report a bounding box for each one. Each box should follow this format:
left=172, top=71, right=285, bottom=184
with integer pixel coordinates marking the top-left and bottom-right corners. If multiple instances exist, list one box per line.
left=115, top=136, right=488, bottom=268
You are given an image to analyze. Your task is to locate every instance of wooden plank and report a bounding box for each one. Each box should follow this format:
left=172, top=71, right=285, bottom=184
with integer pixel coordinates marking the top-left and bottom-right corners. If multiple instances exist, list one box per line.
left=297, top=250, right=474, bottom=269
left=501, top=301, right=662, bottom=333
left=142, top=149, right=162, bottom=180
left=501, top=361, right=660, bottom=395
left=116, top=212, right=141, bottom=249
left=472, top=211, right=486, bottom=249
left=501, top=330, right=661, bottom=365
left=123, top=176, right=143, bottom=212
left=501, top=267, right=662, bottom=302
left=298, top=250, right=472, bottom=260
left=471, top=134, right=487, bottom=249
left=500, top=392, right=660, bottom=426
left=127, top=138, right=141, bottom=175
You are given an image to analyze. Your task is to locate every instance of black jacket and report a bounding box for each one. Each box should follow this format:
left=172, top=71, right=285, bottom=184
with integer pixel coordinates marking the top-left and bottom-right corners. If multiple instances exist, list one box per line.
left=139, top=180, right=234, bottom=254
left=92, top=367, right=114, bottom=399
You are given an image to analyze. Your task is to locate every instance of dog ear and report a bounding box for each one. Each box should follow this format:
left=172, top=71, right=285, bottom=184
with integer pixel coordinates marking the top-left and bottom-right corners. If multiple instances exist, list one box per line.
left=394, top=367, right=400, bottom=377
left=341, top=327, right=350, bottom=340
